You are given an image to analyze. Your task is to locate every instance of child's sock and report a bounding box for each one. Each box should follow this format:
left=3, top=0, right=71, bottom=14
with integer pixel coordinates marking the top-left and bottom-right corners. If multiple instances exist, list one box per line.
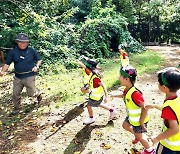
left=90, top=116, right=93, bottom=118
left=146, top=147, right=153, bottom=152
left=109, top=109, right=114, bottom=112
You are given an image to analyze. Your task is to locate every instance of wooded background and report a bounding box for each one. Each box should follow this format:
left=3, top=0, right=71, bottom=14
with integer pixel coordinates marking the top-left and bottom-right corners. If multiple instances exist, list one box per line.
left=0, top=0, right=179, bottom=72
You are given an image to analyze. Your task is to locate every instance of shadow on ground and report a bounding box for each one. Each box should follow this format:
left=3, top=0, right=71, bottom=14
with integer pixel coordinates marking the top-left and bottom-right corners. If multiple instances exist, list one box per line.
left=64, top=121, right=114, bottom=154
left=45, top=102, right=87, bottom=140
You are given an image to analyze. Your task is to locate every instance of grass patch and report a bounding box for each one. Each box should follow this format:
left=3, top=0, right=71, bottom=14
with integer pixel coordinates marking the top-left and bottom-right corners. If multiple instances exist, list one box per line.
left=130, top=51, right=165, bottom=75
left=36, top=70, right=86, bottom=106
left=100, top=58, right=121, bottom=90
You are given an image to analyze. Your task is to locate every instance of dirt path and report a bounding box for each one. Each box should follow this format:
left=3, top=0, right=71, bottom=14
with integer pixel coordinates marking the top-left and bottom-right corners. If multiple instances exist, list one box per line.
left=1, top=46, right=179, bottom=154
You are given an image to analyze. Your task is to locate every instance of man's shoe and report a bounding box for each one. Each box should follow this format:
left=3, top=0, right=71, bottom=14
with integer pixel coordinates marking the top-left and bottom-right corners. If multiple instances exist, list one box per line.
left=83, top=117, right=95, bottom=125
left=37, top=94, right=42, bottom=102
left=9, top=109, right=19, bottom=116
left=109, top=110, right=117, bottom=120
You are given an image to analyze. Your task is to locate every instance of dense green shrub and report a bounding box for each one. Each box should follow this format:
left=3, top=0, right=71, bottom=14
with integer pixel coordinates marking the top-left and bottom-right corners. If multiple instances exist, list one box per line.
left=0, top=0, right=144, bottom=74
left=77, top=4, right=144, bottom=58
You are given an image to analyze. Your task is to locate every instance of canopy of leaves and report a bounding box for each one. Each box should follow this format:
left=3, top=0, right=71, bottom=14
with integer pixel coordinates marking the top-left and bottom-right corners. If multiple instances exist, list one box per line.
left=0, top=0, right=179, bottom=73
left=130, top=0, right=180, bottom=43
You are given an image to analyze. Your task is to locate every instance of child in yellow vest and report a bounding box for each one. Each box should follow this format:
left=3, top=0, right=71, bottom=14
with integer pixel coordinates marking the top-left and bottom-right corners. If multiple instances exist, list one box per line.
left=111, top=65, right=155, bottom=154
left=146, top=67, right=180, bottom=153
left=81, top=58, right=117, bottom=125
left=118, top=44, right=129, bottom=67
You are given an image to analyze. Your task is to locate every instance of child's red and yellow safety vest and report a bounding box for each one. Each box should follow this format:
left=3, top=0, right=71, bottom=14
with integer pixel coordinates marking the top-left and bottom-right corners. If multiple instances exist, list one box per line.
left=89, top=74, right=104, bottom=101
left=123, top=86, right=149, bottom=126
left=120, top=54, right=129, bottom=67
left=160, top=96, right=180, bottom=151
left=82, top=68, right=91, bottom=85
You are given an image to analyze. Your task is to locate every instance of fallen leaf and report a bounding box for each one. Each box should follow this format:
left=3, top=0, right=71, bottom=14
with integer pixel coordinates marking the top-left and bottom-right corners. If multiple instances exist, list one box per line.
left=104, top=144, right=111, bottom=150
left=62, top=131, right=68, bottom=135
left=8, top=135, right=14, bottom=139
left=50, top=127, right=56, bottom=132
left=129, top=148, right=138, bottom=154
left=74, top=139, right=81, bottom=144
left=74, top=152, right=81, bottom=154
left=28, top=120, right=34, bottom=123
left=100, top=143, right=111, bottom=150
left=95, top=131, right=103, bottom=137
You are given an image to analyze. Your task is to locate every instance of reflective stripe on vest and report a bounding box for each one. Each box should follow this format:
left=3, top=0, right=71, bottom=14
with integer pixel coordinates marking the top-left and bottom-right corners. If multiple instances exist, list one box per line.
left=160, top=97, right=180, bottom=151
left=120, top=54, right=129, bottom=67
left=124, top=86, right=149, bottom=126
left=89, top=74, right=104, bottom=100
left=82, top=68, right=90, bottom=84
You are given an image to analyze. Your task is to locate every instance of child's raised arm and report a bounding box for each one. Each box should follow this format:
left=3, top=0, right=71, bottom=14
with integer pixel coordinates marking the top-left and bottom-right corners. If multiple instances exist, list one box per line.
left=77, top=60, right=86, bottom=69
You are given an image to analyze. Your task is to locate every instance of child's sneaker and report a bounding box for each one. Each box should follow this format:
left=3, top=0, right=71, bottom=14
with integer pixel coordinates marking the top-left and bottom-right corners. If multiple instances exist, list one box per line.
left=109, top=110, right=117, bottom=120
left=139, top=149, right=155, bottom=154
left=83, top=117, right=95, bottom=125
left=132, top=137, right=139, bottom=144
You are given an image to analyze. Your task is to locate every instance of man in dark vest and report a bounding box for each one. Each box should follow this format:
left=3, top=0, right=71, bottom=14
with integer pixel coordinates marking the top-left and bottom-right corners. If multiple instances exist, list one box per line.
left=0, top=33, right=42, bottom=114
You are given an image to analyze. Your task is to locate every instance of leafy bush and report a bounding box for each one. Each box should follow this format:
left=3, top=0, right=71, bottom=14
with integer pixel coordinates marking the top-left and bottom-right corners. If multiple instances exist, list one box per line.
left=0, top=0, right=144, bottom=74
left=77, top=4, right=144, bottom=58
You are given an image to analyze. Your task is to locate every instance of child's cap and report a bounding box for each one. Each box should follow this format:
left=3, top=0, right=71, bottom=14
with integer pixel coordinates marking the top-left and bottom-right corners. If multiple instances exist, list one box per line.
left=79, top=55, right=88, bottom=63
left=79, top=55, right=98, bottom=70
left=86, top=59, right=98, bottom=70
left=120, top=65, right=137, bottom=78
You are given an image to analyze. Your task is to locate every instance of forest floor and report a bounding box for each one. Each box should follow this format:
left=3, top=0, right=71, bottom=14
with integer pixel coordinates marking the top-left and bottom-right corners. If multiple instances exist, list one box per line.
left=0, top=45, right=180, bottom=154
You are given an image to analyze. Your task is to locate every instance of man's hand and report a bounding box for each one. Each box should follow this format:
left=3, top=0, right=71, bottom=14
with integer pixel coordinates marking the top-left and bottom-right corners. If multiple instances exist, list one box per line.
left=0, top=71, right=4, bottom=77
left=32, top=66, right=38, bottom=72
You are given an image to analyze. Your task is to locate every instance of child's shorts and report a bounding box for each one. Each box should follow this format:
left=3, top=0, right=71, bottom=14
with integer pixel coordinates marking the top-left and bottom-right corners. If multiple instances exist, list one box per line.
left=125, top=116, right=147, bottom=133
left=156, top=143, right=180, bottom=154
left=88, top=97, right=103, bottom=107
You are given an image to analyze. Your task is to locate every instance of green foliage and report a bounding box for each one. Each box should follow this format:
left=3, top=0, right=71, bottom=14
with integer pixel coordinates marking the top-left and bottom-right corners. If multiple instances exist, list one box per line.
left=131, top=0, right=180, bottom=43
left=111, top=0, right=137, bottom=24
left=0, top=0, right=80, bottom=72
left=78, top=3, right=144, bottom=58
left=70, top=0, right=94, bottom=22
left=1, top=0, right=173, bottom=74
